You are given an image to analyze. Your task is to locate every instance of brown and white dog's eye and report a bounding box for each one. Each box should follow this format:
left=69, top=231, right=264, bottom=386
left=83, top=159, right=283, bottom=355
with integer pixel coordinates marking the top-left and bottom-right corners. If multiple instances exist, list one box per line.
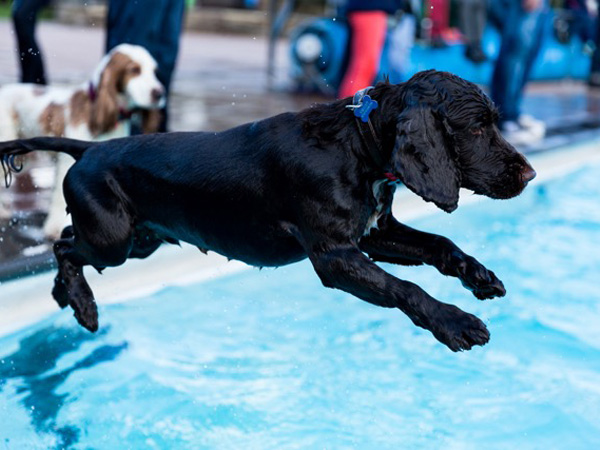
left=470, top=128, right=484, bottom=136
left=128, top=65, right=142, bottom=75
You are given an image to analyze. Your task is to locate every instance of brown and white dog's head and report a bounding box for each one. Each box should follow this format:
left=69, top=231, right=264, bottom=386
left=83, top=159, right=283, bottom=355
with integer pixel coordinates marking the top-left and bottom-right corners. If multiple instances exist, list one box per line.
left=89, top=44, right=165, bottom=134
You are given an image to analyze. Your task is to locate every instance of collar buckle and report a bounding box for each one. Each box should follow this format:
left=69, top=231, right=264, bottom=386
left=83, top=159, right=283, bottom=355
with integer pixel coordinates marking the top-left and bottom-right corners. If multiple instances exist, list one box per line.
left=346, top=86, right=379, bottom=122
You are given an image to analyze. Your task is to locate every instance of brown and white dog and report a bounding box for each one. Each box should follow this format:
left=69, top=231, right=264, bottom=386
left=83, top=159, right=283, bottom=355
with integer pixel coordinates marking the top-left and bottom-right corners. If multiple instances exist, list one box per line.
left=0, top=43, right=165, bottom=238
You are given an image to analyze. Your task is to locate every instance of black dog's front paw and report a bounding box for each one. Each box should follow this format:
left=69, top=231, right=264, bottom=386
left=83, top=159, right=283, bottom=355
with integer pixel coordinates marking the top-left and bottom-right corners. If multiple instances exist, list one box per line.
left=57, top=259, right=99, bottom=332
left=52, top=274, right=70, bottom=309
left=54, top=273, right=99, bottom=332
left=452, top=252, right=506, bottom=300
left=429, top=304, right=490, bottom=352
left=70, top=287, right=99, bottom=333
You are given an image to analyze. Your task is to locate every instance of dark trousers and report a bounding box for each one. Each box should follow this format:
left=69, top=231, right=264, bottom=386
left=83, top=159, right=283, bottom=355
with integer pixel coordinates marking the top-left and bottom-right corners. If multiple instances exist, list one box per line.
left=106, top=0, right=185, bottom=132
left=457, top=0, right=487, bottom=47
left=12, top=0, right=51, bottom=84
left=591, top=12, right=600, bottom=75
left=489, top=0, right=546, bottom=123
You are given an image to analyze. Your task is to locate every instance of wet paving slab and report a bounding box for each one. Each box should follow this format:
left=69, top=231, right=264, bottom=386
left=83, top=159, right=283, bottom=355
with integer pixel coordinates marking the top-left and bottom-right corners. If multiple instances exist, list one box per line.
left=0, top=20, right=322, bottom=280
left=1, top=19, right=600, bottom=281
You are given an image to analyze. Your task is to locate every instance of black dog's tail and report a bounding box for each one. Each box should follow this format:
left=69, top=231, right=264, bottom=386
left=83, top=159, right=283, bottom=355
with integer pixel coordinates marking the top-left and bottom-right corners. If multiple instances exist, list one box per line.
left=0, top=137, right=95, bottom=188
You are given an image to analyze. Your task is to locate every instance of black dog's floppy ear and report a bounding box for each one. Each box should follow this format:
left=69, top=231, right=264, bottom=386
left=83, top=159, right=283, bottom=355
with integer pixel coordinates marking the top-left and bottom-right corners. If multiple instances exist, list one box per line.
left=391, top=106, right=460, bottom=213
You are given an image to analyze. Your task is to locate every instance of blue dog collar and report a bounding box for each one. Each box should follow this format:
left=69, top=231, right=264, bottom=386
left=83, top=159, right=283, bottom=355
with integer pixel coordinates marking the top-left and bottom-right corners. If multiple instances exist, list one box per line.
left=346, top=86, right=378, bottom=123
left=346, top=87, right=398, bottom=183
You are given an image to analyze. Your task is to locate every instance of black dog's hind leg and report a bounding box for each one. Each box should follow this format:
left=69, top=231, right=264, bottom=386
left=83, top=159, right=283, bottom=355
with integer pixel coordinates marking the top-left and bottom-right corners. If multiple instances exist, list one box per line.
left=359, top=217, right=505, bottom=300
left=51, top=225, right=150, bottom=332
left=51, top=227, right=163, bottom=331
left=51, top=225, right=75, bottom=309
left=52, top=236, right=98, bottom=332
left=308, top=245, right=490, bottom=352
left=51, top=168, right=148, bottom=331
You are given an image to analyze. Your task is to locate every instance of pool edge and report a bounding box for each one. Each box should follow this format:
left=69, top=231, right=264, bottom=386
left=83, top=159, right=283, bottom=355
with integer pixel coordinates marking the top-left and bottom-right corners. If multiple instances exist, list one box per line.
left=1, top=137, right=599, bottom=337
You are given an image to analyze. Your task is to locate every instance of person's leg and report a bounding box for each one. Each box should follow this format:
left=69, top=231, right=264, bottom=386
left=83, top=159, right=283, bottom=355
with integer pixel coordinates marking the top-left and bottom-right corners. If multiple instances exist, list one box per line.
left=459, top=0, right=488, bottom=62
left=105, top=0, right=184, bottom=132
left=150, top=0, right=185, bottom=132
left=491, top=1, right=545, bottom=124
left=487, top=0, right=504, bottom=31
left=490, top=1, right=520, bottom=123
left=473, top=0, right=487, bottom=42
left=105, top=0, right=128, bottom=52
left=519, top=6, right=546, bottom=95
left=12, top=0, right=51, bottom=84
left=427, top=0, right=450, bottom=46
left=459, top=0, right=475, bottom=44
left=338, top=11, right=388, bottom=99
left=589, top=13, right=600, bottom=86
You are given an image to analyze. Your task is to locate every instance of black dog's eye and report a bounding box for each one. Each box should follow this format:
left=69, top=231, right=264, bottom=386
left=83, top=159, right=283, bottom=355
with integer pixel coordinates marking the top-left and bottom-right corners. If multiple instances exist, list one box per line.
left=470, top=128, right=484, bottom=136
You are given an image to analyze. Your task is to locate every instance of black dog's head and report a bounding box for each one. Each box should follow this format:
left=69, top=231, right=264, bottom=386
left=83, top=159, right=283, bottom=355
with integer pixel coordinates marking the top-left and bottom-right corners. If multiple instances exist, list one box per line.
left=381, top=70, right=536, bottom=213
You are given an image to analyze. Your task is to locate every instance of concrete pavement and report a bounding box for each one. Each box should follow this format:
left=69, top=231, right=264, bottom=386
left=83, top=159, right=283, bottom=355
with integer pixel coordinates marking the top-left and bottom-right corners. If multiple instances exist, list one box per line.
left=0, top=19, right=318, bottom=281
left=0, top=19, right=316, bottom=132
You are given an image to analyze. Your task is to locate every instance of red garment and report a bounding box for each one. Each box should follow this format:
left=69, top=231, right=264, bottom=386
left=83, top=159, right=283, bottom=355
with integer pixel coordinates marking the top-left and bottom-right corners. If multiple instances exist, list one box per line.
left=338, top=11, right=388, bottom=99
left=427, top=0, right=450, bottom=38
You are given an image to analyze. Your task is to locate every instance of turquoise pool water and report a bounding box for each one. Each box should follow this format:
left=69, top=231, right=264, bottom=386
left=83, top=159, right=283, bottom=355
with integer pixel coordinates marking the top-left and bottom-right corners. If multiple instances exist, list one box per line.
left=1, top=161, right=600, bottom=449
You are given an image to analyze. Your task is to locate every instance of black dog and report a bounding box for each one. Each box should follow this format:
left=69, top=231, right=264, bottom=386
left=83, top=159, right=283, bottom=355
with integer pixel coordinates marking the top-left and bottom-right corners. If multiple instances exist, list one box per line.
left=0, top=70, right=535, bottom=351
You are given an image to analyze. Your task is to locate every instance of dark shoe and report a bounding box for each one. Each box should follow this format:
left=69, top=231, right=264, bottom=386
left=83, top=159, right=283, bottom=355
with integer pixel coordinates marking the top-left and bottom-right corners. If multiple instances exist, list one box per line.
left=588, top=72, right=600, bottom=89
left=465, top=44, right=488, bottom=64
left=430, top=36, right=448, bottom=49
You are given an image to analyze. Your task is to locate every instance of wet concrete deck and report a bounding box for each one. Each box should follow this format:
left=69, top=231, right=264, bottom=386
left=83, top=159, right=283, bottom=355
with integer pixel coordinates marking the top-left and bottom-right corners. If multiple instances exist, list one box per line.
left=1, top=19, right=600, bottom=282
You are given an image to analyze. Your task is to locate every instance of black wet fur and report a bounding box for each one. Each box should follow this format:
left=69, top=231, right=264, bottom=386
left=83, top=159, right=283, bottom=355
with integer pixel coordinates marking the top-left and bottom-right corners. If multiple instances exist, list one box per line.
left=0, top=70, right=535, bottom=351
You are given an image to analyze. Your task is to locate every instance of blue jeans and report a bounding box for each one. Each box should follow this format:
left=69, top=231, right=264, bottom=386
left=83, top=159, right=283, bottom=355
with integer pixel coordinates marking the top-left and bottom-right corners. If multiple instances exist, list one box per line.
left=489, top=0, right=547, bottom=124
left=591, top=11, right=600, bottom=74
left=106, top=0, right=185, bottom=132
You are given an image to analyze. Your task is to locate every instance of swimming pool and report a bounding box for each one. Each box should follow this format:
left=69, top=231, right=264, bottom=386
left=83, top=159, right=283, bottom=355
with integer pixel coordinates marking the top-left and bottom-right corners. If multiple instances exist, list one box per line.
left=1, top=154, right=600, bottom=449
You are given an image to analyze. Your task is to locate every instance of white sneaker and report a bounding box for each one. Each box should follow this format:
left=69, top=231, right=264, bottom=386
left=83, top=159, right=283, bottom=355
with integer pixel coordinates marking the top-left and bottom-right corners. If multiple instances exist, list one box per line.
left=518, top=114, right=546, bottom=140
left=501, top=120, right=543, bottom=146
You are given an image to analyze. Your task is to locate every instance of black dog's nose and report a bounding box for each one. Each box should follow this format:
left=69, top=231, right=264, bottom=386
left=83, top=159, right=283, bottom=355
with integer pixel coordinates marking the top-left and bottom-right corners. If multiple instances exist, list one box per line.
left=521, top=166, right=536, bottom=184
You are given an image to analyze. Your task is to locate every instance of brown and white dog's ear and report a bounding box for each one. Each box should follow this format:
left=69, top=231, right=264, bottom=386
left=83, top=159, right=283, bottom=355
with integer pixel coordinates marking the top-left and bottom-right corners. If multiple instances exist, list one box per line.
left=90, top=61, right=120, bottom=135
left=391, top=106, right=460, bottom=213
left=90, top=53, right=130, bottom=135
left=141, top=109, right=162, bottom=134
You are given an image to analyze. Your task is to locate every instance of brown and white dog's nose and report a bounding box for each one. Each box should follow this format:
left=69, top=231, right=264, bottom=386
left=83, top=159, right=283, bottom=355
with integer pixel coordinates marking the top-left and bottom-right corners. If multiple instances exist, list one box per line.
left=151, top=87, right=165, bottom=104
left=521, top=166, right=537, bottom=185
